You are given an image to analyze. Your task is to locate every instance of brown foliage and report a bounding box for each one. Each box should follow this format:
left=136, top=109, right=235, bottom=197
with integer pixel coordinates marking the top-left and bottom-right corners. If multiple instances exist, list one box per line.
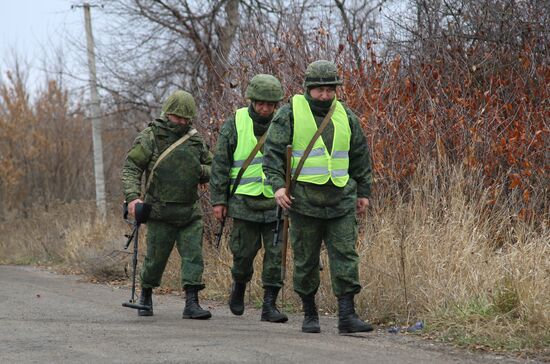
left=0, top=69, right=93, bottom=219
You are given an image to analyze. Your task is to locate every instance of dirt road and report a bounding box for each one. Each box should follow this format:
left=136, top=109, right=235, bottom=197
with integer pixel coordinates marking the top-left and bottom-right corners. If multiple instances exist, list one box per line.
left=0, top=265, right=533, bottom=363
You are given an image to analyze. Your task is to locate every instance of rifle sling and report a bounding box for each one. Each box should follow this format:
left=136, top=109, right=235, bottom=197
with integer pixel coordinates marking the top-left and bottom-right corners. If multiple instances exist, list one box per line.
left=290, top=100, right=337, bottom=185
left=144, top=128, right=198, bottom=194
left=229, top=131, right=268, bottom=197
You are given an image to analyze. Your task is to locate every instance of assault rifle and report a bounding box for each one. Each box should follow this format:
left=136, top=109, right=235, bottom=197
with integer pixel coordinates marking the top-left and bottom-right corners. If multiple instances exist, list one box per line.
left=122, top=201, right=152, bottom=311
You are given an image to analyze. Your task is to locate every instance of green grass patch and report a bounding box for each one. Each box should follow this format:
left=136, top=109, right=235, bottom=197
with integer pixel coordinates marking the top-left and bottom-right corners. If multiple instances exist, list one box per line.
left=426, top=295, right=548, bottom=354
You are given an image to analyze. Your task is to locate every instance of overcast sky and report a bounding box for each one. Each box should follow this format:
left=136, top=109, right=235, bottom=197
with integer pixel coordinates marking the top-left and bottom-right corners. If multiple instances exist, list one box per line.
left=0, top=1, right=105, bottom=90
left=0, top=1, right=405, bottom=92
left=2, top=1, right=77, bottom=56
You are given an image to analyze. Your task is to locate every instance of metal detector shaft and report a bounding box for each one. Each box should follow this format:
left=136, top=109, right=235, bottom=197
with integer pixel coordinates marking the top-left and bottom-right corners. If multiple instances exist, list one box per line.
left=129, top=223, right=139, bottom=303
left=121, top=202, right=152, bottom=311
left=122, top=221, right=150, bottom=311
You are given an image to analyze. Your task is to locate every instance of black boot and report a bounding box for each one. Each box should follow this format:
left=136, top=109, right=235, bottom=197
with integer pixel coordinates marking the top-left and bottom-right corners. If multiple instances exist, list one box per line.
left=229, top=282, right=246, bottom=316
left=261, top=287, right=288, bottom=323
left=138, top=287, right=153, bottom=316
left=337, top=293, right=373, bottom=334
left=182, top=287, right=212, bottom=320
left=301, top=294, right=320, bottom=333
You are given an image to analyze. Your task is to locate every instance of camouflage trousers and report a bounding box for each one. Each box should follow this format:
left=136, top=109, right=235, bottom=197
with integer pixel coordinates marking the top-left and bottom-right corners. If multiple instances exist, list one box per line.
left=140, top=218, right=205, bottom=290
left=289, top=211, right=361, bottom=298
left=229, top=218, right=283, bottom=288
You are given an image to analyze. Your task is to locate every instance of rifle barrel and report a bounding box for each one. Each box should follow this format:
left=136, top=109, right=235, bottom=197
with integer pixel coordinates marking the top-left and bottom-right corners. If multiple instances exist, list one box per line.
left=273, top=206, right=282, bottom=246
left=215, top=217, right=226, bottom=250
left=280, top=145, right=293, bottom=281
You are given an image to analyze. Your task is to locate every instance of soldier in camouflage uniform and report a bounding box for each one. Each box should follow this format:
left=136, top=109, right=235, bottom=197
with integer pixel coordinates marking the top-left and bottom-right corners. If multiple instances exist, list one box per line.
left=210, top=74, right=288, bottom=323
left=263, top=60, right=374, bottom=334
left=122, top=90, right=213, bottom=320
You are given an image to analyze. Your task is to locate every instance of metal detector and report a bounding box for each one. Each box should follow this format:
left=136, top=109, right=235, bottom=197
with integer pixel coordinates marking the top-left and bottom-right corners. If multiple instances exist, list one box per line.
left=121, top=201, right=152, bottom=311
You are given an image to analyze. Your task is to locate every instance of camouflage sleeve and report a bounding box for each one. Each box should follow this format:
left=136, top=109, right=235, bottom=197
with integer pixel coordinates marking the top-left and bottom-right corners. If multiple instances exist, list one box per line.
left=209, top=116, right=237, bottom=206
left=346, top=109, right=373, bottom=198
left=263, top=104, right=293, bottom=193
left=121, top=128, right=154, bottom=202
left=199, top=136, right=213, bottom=184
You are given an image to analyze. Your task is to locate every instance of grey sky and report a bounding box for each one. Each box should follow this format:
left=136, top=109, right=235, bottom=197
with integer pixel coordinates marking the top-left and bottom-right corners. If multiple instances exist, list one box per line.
left=1, top=1, right=83, bottom=59
left=0, top=0, right=98, bottom=90
left=0, top=1, right=406, bottom=91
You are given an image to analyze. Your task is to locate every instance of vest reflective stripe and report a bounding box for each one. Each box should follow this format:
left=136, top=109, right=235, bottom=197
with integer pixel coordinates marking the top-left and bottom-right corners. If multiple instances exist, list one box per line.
left=292, top=147, right=325, bottom=158
left=292, top=166, right=329, bottom=175
left=291, top=95, right=351, bottom=187
left=230, top=108, right=274, bottom=197
left=332, top=151, right=348, bottom=159
left=233, top=156, right=263, bottom=168
left=230, top=176, right=263, bottom=185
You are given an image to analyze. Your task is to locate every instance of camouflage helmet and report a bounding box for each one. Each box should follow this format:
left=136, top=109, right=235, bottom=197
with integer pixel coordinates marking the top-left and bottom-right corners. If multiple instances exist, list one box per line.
left=304, top=60, right=342, bottom=88
left=162, top=90, right=197, bottom=119
left=245, top=74, right=284, bottom=102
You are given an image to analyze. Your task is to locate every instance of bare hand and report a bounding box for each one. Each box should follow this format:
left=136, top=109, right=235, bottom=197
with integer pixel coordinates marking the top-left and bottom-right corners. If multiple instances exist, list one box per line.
left=213, top=205, right=227, bottom=221
left=356, top=198, right=369, bottom=214
left=275, top=188, right=292, bottom=209
left=128, top=198, right=144, bottom=217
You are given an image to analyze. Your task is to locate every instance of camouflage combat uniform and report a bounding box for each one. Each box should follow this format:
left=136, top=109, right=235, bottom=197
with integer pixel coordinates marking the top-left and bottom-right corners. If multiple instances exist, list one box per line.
left=122, top=90, right=212, bottom=319
left=263, top=61, right=374, bottom=333
left=210, top=74, right=288, bottom=323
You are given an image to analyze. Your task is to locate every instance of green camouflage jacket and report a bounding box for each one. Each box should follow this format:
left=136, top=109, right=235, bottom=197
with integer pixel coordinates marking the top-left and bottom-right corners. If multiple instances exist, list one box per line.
left=122, top=119, right=212, bottom=223
left=210, top=105, right=277, bottom=223
left=263, top=93, right=373, bottom=219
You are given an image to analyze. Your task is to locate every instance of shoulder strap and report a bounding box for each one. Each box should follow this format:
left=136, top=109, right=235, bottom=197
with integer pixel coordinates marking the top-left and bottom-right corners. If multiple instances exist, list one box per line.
left=291, top=100, right=337, bottom=184
left=230, top=131, right=268, bottom=197
left=144, top=128, right=198, bottom=194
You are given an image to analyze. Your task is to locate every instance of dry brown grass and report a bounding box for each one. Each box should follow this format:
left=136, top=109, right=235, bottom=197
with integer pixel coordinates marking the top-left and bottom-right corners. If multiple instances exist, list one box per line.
left=357, top=161, right=549, bottom=353
left=0, top=162, right=548, bottom=354
left=0, top=201, right=130, bottom=280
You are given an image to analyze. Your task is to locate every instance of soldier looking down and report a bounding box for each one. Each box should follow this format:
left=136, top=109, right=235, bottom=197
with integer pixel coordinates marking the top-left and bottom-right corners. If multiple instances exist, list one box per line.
left=263, top=60, right=374, bottom=334
left=210, top=74, right=288, bottom=323
left=122, top=90, right=213, bottom=320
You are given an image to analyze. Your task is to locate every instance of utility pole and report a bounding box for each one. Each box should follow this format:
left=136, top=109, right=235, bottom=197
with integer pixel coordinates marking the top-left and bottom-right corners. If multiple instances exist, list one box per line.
left=74, top=3, right=106, bottom=220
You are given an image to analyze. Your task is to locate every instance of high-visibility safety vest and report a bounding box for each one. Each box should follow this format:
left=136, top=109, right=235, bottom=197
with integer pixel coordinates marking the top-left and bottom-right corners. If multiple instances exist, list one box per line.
left=291, top=95, right=351, bottom=187
left=230, top=108, right=274, bottom=197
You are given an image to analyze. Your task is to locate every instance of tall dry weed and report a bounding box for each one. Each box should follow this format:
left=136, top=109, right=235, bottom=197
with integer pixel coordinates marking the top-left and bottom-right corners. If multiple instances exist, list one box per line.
left=358, top=160, right=549, bottom=350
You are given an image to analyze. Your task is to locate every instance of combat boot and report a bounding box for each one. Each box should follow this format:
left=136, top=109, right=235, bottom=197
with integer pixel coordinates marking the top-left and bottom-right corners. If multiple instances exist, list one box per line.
left=301, top=294, right=320, bottom=333
left=260, top=287, right=288, bottom=323
left=138, top=287, right=153, bottom=316
left=337, top=293, right=373, bottom=334
left=229, top=281, right=246, bottom=316
left=182, top=287, right=212, bottom=320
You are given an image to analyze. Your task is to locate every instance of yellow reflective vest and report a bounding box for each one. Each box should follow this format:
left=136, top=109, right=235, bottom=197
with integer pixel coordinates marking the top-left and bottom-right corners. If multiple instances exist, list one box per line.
left=291, top=95, right=351, bottom=187
left=230, top=108, right=274, bottom=197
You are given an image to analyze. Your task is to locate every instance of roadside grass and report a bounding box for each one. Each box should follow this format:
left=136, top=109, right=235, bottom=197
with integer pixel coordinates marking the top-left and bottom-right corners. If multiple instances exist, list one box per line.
left=0, top=161, right=547, bottom=356
left=358, top=161, right=549, bottom=355
left=0, top=201, right=129, bottom=279
left=426, top=295, right=550, bottom=356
